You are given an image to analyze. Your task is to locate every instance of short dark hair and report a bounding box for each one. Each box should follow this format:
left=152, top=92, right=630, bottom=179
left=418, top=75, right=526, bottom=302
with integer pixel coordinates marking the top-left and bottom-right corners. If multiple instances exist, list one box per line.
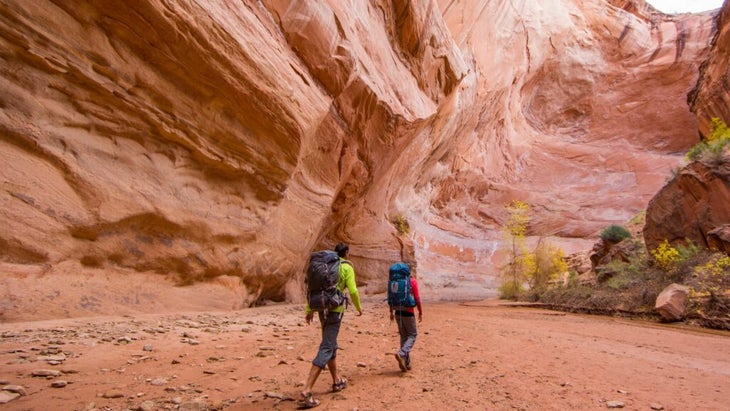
left=334, top=242, right=349, bottom=257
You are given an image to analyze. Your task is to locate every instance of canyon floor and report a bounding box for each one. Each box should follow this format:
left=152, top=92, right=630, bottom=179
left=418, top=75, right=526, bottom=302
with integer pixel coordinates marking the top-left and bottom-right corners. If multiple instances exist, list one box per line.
left=0, top=296, right=729, bottom=411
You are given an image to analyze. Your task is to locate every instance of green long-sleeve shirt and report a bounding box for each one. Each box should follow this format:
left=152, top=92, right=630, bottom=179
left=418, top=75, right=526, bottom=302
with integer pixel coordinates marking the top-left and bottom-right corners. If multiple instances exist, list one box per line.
left=306, top=258, right=361, bottom=314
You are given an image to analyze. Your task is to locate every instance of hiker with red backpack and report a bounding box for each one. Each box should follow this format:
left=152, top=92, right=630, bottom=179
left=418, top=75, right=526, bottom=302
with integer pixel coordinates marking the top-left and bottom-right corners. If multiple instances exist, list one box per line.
left=299, top=243, right=363, bottom=409
left=388, top=262, right=422, bottom=372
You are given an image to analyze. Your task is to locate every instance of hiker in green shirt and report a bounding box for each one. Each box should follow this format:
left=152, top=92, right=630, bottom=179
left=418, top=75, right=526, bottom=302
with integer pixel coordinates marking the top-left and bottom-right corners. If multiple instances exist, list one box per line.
left=299, top=243, right=363, bottom=409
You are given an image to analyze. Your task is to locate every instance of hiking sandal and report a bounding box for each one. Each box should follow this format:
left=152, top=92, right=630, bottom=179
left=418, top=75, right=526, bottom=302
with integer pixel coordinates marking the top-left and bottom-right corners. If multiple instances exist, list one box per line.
left=332, top=377, right=347, bottom=392
left=395, top=353, right=407, bottom=372
left=298, top=392, right=320, bottom=409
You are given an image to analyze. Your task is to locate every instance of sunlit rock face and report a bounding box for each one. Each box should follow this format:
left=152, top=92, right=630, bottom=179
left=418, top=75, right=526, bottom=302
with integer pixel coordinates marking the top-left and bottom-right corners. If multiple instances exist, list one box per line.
left=0, top=0, right=720, bottom=311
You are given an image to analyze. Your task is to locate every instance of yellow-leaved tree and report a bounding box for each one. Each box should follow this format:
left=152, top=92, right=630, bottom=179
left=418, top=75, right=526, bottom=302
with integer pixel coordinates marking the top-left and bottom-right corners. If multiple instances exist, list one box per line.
left=501, top=200, right=531, bottom=299
left=528, top=238, right=568, bottom=294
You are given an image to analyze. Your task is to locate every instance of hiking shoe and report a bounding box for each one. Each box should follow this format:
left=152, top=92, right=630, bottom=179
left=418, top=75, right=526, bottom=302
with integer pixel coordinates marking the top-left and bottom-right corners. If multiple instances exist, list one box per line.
left=332, top=377, right=347, bottom=392
left=394, top=353, right=407, bottom=372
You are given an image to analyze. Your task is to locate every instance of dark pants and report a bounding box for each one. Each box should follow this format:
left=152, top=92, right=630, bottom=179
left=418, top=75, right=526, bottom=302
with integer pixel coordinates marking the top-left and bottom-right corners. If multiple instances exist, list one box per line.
left=312, top=311, right=343, bottom=368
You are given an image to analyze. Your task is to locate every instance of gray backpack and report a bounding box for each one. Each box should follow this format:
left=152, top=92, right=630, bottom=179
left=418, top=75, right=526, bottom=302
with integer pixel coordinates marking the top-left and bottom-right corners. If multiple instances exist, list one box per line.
left=306, top=250, right=347, bottom=311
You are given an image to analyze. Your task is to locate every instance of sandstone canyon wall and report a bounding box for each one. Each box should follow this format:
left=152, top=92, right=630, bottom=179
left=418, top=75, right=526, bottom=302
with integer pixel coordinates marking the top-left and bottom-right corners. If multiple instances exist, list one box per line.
left=0, top=0, right=724, bottom=318
left=691, top=0, right=730, bottom=134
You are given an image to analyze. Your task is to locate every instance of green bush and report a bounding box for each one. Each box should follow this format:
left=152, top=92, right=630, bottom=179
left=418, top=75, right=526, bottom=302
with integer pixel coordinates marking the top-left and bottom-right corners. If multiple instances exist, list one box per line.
left=605, top=272, right=634, bottom=290
left=599, top=224, right=632, bottom=243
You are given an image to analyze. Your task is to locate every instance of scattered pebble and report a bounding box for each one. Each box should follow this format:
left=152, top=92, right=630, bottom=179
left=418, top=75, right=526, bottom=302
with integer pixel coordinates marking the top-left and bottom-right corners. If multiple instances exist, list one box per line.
left=102, top=390, right=125, bottom=399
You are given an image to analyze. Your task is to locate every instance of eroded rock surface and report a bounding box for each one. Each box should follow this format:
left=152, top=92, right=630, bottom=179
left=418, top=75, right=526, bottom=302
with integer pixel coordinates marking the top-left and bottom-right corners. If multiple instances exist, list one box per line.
left=643, top=160, right=730, bottom=251
left=0, top=0, right=726, bottom=318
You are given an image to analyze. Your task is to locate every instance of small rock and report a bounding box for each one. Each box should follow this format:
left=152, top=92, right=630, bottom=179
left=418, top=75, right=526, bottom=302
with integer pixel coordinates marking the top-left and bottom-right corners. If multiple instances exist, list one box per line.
left=606, top=400, right=625, bottom=408
left=51, top=380, right=68, bottom=388
left=137, top=400, right=156, bottom=411
left=150, top=378, right=168, bottom=386
left=142, top=345, right=153, bottom=352
left=31, top=369, right=62, bottom=378
left=2, top=385, right=27, bottom=396
left=0, top=391, right=21, bottom=404
left=179, top=399, right=207, bottom=411
left=102, top=389, right=125, bottom=398
left=650, top=404, right=664, bottom=410
left=357, top=362, right=367, bottom=368
left=264, top=392, right=293, bottom=400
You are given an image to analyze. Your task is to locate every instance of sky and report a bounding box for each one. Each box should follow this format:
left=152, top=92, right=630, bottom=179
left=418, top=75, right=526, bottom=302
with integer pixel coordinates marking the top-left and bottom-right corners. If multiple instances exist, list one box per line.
left=646, top=0, right=724, bottom=13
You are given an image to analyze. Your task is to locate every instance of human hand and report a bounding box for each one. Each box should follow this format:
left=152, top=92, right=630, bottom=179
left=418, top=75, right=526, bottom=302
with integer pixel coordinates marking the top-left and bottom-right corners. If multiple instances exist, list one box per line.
left=305, top=312, right=314, bottom=324
left=418, top=312, right=423, bottom=323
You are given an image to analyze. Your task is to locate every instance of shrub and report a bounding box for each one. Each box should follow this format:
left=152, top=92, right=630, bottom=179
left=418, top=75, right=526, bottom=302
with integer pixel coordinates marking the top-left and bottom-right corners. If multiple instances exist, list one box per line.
left=600, top=224, right=632, bottom=243
left=498, top=280, right=523, bottom=300
left=390, top=214, right=410, bottom=235
left=651, top=239, right=681, bottom=270
left=605, top=271, right=634, bottom=290
left=677, top=240, right=702, bottom=261
left=687, top=117, right=730, bottom=162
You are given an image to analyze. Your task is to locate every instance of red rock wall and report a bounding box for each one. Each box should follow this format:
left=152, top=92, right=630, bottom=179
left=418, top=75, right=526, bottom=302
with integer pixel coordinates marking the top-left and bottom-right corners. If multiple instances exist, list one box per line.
left=0, top=0, right=722, bottom=309
left=643, top=161, right=730, bottom=251
left=690, top=0, right=730, bottom=135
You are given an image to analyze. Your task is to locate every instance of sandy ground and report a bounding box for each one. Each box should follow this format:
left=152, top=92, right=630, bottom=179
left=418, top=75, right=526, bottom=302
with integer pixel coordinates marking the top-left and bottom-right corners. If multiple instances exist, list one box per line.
left=1, top=296, right=729, bottom=411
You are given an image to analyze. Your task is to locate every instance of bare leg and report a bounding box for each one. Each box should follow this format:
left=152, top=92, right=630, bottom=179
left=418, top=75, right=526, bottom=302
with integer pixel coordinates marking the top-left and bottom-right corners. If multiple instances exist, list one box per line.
left=302, top=364, right=322, bottom=395
left=327, top=358, right=337, bottom=384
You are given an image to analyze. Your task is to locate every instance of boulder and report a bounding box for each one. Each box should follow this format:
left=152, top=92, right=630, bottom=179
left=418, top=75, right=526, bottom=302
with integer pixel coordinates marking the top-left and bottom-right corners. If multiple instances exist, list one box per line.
left=655, top=283, right=690, bottom=321
left=707, top=225, right=730, bottom=255
left=589, top=239, right=638, bottom=282
left=644, top=160, right=730, bottom=252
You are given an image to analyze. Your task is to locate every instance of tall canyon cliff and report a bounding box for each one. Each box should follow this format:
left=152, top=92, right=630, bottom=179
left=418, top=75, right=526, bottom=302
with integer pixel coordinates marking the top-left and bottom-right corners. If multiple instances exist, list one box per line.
left=0, top=0, right=727, bottom=319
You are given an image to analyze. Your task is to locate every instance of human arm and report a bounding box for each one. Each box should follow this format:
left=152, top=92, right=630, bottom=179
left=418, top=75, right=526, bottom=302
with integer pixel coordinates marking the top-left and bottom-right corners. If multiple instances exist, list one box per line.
left=305, top=302, right=314, bottom=324
left=411, top=277, right=423, bottom=322
left=340, top=262, right=363, bottom=315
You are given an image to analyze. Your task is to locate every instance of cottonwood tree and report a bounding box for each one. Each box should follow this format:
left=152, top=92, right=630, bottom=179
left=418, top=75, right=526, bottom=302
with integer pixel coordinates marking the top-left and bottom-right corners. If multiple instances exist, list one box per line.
left=501, top=200, right=531, bottom=299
